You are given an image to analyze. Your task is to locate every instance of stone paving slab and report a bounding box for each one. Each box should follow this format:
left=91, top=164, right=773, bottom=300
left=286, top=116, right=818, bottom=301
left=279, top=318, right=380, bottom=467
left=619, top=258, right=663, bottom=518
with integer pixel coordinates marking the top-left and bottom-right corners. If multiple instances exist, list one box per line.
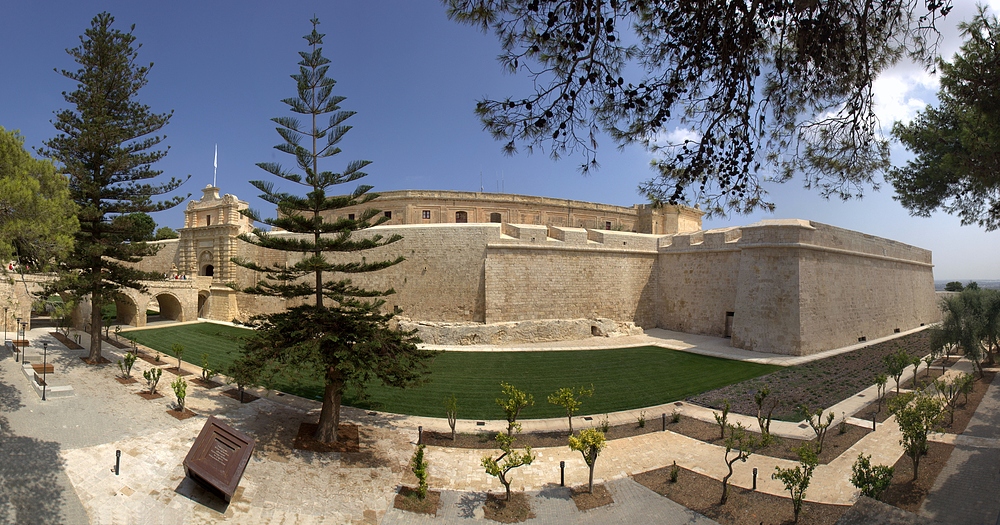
left=381, top=477, right=719, bottom=525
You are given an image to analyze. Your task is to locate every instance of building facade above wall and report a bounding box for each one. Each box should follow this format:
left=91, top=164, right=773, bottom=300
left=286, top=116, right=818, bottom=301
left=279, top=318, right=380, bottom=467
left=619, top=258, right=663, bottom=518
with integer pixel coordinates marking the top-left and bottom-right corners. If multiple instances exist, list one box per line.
left=327, top=189, right=704, bottom=235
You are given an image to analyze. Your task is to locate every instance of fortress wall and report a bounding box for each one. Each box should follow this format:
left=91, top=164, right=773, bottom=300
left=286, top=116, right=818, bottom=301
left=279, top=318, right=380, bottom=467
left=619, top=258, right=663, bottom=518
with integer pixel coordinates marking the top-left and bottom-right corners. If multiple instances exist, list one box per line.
left=484, top=225, right=659, bottom=325
left=338, top=224, right=500, bottom=322
left=729, top=220, right=938, bottom=356
left=656, top=229, right=742, bottom=337
left=730, top=246, right=803, bottom=354
left=795, top=222, right=939, bottom=354
left=121, top=239, right=180, bottom=275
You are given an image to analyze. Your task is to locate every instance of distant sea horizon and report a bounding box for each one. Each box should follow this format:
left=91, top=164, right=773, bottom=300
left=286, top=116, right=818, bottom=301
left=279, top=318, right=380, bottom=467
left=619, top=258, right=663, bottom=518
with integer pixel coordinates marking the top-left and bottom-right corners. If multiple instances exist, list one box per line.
left=934, top=280, right=1000, bottom=291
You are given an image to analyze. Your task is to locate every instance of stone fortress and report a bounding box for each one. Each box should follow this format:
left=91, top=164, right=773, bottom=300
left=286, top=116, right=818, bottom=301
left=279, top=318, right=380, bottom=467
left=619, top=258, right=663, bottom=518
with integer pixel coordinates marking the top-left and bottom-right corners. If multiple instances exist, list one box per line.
left=100, top=185, right=941, bottom=357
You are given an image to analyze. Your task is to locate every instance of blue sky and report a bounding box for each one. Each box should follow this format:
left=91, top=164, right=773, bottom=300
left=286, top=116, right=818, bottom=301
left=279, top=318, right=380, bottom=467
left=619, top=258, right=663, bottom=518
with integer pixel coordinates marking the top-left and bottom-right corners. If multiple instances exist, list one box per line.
left=2, top=1, right=998, bottom=280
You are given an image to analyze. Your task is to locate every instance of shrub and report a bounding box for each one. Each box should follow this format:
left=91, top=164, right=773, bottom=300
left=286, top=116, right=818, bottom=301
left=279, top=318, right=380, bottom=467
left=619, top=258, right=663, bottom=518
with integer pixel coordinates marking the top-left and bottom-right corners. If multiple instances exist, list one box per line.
left=637, top=410, right=646, bottom=428
left=568, top=428, right=606, bottom=494
left=143, top=367, right=162, bottom=395
left=671, top=410, right=681, bottom=423
left=714, top=399, right=730, bottom=440
left=171, top=343, right=184, bottom=370
left=547, top=385, right=594, bottom=433
left=496, top=382, right=533, bottom=436
left=850, top=453, right=894, bottom=501
left=171, top=376, right=187, bottom=411
left=598, top=415, right=610, bottom=434
left=482, top=424, right=534, bottom=501
left=669, top=461, right=680, bottom=483
left=800, top=405, right=834, bottom=454
left=411, top=444, right=429, bottom=500
left=772, top=445, right=818, bottom=523
left=201, top=352, right=217, bottom=381
left=117, top=350, right=137, bottom=378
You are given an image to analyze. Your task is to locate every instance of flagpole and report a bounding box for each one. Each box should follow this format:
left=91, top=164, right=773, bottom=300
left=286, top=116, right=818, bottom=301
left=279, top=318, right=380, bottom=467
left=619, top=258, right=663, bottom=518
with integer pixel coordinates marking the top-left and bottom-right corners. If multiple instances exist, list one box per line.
left=213, top=144, right=218, bottom=187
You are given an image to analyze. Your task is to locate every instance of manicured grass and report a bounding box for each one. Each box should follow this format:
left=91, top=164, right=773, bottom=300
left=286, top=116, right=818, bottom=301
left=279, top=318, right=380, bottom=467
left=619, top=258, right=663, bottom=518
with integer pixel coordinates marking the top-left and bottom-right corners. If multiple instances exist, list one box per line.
left=123, top=323, right=780, bottom=419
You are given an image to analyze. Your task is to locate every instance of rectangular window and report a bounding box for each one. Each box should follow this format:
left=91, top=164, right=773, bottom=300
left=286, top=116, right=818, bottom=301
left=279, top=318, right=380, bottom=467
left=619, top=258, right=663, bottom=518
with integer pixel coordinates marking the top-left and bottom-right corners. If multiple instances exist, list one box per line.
left=605, top=221, right=612, bottom=230
left=348, top=213, right=355, bottom=220
left=384, top=211, right=392, bottom=219
left=422, top=210, right=431, bottom=220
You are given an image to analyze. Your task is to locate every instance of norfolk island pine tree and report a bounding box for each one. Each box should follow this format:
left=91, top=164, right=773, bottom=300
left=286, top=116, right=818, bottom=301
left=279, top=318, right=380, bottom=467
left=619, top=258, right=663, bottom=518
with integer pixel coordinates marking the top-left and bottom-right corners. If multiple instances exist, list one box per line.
left=229, top=18, right=434, bottom=444
left=41, top=12, right=188, bottom=363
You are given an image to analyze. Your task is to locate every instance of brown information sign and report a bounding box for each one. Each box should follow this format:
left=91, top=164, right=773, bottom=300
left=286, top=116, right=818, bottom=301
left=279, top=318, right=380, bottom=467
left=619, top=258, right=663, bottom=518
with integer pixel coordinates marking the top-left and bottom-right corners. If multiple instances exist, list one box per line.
left=183, top=415, right=255, bottom=502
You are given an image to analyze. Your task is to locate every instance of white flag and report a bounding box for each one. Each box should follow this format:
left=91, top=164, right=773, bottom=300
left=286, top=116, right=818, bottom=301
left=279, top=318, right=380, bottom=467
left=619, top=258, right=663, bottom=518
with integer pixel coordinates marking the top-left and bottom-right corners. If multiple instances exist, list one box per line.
left=213, top=144, right=218, bottom=187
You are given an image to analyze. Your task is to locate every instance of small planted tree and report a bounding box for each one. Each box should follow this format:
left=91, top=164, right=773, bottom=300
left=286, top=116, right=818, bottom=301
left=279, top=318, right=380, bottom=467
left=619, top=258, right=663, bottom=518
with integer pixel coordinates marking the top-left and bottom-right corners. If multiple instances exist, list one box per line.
left=933, top=376, right=961, bottom=425
left=568, top=428, right=606, bottom=494
left=889, top=392, right=944, bottom=480
left=117, top=350, right=137, bottom=378
left=721, top=423, right=758, bottom=504
left=958, top=372, right=976, bottom=405
left=884, top=348, right=911, bottom=394
left=171, top=343, right=184, bottom=371
left=201, top=353, right=217, bottom=382
left=482, top=423, right=534, bottom=501
left=714, top=399, right=730, bottom=440
left=850, top=453, right=894, bottom=501
left=444, top=394, right=458, bottom=440
left=772, top=445, right=818, bottom=523
left=497, top=382, right=533, bottom=436
left=875, top=373, right=889, bottom=412
left=801, top=406, right=834, bottom=454
left=171, top=376, right=187, bottom=411
left=754, top=385, right=778, bottom=444
left=923, top=355, right=935, bottom=378
left=547, top=385, right=594, bottom=433
left=411, top=444, right=429, bottom=500
left=910, top=357, right=922, bottom=387
left=143, top=367, right=162, bottom=395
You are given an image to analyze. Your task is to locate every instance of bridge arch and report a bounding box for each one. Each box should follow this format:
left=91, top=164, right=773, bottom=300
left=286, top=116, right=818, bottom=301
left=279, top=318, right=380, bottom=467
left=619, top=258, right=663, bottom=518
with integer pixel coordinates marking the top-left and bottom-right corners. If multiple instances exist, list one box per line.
left=153, top=292, right=184, bottom=322
left=113, top=292, right=144, bottom=327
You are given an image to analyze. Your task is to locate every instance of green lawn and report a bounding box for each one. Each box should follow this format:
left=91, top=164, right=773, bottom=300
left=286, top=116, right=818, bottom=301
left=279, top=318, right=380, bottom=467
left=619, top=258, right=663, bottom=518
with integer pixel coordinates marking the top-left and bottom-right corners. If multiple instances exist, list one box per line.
left=123, top=323, right=780, bottom=420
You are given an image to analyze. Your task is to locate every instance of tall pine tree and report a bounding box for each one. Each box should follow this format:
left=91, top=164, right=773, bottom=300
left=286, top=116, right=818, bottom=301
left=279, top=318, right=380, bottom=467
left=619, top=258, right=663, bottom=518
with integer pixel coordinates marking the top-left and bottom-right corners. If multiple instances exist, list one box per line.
left=231, top=18, right=433, bottom=444
left=42, top=12, right=188, bottom=363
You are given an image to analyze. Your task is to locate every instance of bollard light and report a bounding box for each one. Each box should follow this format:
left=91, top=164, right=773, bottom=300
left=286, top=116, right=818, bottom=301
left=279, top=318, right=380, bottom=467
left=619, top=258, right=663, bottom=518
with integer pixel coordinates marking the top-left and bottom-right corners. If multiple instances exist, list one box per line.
left=418, top=425, right=423, bottom=445
left=662, top=412, right=666, bottom=432
left=752, top=467, right=758, bottom=490
left=872, top=411, right=877, bottom=432
left=41, top=342, right=48, bottom=401
left=115, top=450, right=121, bottom=475
left=560, top=460, right=565, bottom=487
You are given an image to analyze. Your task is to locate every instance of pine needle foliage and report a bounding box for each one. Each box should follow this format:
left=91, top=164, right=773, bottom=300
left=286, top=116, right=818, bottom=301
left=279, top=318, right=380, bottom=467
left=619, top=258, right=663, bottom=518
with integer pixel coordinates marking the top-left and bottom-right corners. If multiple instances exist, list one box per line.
left=41, top=12, right=188, bottom=363
left=230, top=18, right=432, bottom=444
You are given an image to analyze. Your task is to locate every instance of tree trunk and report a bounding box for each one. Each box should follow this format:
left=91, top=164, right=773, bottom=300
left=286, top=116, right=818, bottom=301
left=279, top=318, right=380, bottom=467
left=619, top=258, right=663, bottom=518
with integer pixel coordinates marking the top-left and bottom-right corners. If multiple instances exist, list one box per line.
left=911, top=454, right=920, bottom=481
left=588, top=464, right=595, bottom=494
left=568, top=415, right=573, bottom=434
left=314, top=368, right=344, bottom=443
left=88, top=291, right=103, bottom=363
left=721, top=461, right=735, bottom=504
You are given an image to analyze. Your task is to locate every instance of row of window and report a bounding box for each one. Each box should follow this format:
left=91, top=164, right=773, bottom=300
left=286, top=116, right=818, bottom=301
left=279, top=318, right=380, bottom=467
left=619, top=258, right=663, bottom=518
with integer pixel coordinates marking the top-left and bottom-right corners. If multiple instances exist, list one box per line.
left=344, top=210, right=612, bottom=228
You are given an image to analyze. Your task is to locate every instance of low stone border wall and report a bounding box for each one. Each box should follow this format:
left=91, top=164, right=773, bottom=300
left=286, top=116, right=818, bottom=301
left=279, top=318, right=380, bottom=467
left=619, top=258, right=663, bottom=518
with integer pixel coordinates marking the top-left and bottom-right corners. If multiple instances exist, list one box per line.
left=399, top=317, right=643, bottom=345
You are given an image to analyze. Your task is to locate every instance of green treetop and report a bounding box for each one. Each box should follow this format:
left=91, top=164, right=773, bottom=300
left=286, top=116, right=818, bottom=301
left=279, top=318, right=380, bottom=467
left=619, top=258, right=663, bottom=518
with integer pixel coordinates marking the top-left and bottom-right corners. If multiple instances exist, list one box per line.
left=230, top=17, right=433, bottom=444
left=0, top=127, right=77, bottom=269
left=41, top=12, right=188, bottom=363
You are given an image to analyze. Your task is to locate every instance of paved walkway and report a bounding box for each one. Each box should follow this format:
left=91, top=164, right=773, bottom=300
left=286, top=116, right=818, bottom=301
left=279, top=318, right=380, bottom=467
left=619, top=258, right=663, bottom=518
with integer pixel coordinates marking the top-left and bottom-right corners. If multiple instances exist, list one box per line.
left=0, top=323, right=987, bottom=524
left=920, top=371, right=1000, bottom=525
left=381, top=478, right=719, bottom=525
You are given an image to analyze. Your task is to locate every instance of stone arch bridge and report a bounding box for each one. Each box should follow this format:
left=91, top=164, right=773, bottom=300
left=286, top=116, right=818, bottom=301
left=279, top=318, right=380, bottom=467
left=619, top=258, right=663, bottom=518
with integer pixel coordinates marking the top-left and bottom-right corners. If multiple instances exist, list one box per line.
left=108, top=278, right=219, bottom=327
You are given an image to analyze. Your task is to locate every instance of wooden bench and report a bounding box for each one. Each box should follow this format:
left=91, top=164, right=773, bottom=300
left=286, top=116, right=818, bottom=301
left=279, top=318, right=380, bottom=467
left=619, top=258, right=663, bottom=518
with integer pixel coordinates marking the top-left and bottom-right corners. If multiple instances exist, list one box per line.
left=31, top=363, right=54, bottom=374
left=33, top=372, right=46, bottom=386
left=12, top=340, right=28, bottom=348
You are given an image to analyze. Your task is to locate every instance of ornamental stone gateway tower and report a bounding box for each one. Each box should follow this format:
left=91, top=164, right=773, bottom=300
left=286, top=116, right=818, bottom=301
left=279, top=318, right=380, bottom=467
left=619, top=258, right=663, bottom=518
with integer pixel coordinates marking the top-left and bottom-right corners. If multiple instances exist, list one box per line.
left=177, top=184, right=253, bottom=321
